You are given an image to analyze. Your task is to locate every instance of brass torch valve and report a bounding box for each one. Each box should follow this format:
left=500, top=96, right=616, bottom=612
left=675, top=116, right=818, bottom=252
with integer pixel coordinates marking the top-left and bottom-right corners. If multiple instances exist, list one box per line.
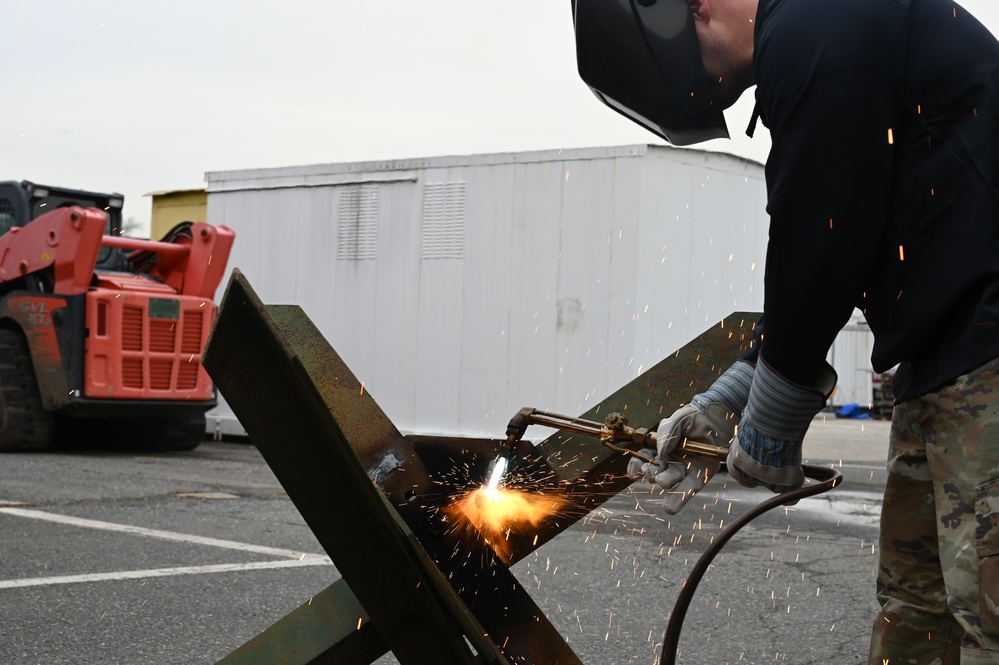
left=504, top=407, right=729, bottom=465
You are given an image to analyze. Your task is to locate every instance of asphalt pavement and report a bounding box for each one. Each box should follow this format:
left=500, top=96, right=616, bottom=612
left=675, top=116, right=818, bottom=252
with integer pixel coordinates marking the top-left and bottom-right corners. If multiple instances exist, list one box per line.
left=802, top=411, right=891, bottom=482
left=0, top=415, right=891, bottom=665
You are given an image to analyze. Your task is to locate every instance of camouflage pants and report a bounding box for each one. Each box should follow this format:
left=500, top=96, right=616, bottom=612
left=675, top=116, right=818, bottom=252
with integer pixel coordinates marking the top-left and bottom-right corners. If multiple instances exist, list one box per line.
left=869, top=356, right=999, bottom=665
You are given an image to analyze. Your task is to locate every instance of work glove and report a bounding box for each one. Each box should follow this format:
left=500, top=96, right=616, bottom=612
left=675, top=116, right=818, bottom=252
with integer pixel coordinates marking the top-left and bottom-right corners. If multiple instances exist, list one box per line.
left=727, top=356, right=836, bottom=494
left=629, top=361, right=754, bottom=514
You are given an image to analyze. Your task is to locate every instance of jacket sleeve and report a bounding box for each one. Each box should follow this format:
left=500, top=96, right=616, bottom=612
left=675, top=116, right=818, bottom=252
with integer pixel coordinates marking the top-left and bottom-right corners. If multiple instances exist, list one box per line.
left=753, top=0, right=907, bottom=386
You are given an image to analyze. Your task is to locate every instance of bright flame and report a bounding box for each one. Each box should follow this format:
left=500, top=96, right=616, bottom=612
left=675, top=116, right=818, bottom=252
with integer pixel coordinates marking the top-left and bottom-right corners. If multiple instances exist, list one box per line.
left=485, top=456, right=508, bottom=494
left=446, top=473, right=566, bottom=564
left=462, top=486, right=558, bottom=532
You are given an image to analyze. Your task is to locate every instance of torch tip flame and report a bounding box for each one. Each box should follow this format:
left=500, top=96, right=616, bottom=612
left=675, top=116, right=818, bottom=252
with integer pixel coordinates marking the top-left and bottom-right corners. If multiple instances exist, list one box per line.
left=486, top=456, right=508, bottom=493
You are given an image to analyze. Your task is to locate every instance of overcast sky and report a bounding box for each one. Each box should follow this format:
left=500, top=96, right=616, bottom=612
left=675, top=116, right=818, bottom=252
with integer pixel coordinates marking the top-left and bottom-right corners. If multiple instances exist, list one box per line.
left=3, top=1, right=999, bottom=234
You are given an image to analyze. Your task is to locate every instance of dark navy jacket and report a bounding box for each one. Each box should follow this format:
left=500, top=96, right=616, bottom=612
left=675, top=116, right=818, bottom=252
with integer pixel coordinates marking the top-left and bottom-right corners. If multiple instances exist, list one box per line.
left=749, top=0, right=999, bottom=402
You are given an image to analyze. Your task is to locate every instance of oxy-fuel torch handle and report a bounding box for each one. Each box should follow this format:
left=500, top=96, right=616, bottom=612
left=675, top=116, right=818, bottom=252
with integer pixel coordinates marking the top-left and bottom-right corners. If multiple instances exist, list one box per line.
left=505, top=407, right=729, bottom=463
left=669, top=438, right=729, bottom=461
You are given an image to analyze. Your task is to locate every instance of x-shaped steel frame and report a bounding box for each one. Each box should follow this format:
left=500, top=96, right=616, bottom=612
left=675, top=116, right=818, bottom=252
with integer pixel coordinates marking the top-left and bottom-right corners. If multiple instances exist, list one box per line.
left=204, top=270, right=757, bottom=664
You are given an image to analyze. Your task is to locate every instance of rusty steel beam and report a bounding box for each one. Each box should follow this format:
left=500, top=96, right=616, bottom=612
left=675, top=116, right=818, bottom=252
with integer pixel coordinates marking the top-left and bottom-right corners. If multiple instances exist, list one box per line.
left=217, top=580, right=383, bottom=665
left=204, top=270, right=508, bottom=665
left=206, top=270, right=582, bottom=665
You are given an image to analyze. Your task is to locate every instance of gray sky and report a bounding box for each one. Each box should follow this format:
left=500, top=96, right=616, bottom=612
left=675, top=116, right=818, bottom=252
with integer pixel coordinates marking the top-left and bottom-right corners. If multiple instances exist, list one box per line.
left=4, top=1, right=999, bottom=234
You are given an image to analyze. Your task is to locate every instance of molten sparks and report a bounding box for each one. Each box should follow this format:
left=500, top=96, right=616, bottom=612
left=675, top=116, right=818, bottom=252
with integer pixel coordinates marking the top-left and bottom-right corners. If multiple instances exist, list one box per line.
left=456, top=487, right=561, bottom=541
left=446, top=466, right=566, bottom=564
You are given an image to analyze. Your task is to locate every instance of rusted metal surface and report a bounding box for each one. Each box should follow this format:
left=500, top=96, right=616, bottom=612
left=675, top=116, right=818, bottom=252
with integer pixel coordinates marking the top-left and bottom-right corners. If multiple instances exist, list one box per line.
left=204, top=271, right=508, bottom=665
left=205, top=270, right=582, bottom=665
left=205, top=269, right=759, bottom=664
left=216, top=580, right=383, bottom=665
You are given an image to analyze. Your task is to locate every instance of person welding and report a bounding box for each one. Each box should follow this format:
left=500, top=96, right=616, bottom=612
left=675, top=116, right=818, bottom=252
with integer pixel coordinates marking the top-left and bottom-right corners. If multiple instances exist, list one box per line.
left=571, top=0, right=999, bottom=662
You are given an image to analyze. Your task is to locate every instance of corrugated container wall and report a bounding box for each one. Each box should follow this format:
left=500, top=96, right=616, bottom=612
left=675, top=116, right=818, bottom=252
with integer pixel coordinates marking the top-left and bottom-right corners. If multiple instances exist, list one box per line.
left=204, top=145, right=869, bottom=439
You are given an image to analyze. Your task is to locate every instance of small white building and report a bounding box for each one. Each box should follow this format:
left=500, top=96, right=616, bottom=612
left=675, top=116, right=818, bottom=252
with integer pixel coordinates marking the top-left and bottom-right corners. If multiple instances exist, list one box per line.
left=203, top=144, right=873, bottom=438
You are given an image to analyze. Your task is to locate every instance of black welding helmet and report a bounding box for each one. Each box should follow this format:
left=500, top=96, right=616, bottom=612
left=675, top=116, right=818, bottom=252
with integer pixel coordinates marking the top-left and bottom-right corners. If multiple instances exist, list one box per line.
left=572, top=0, right=729, bottom=146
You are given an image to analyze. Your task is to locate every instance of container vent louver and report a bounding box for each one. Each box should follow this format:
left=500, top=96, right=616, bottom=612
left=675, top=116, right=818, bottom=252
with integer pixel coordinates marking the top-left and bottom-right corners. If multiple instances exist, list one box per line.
left=337, top=184, right=379, bottom=260
left=421, top=181, right=466, bottom=260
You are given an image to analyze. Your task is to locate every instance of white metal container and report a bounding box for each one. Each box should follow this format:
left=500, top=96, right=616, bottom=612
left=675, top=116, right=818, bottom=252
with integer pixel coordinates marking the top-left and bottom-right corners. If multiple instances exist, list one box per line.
left=826, top=315, right=877, bottom=411
left=202, top=144, right=870, bottom=439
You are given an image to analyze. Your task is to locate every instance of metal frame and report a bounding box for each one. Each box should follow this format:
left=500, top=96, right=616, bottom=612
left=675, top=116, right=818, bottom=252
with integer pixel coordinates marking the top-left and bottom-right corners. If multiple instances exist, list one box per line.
left=204, top=269, right=757, bottom=664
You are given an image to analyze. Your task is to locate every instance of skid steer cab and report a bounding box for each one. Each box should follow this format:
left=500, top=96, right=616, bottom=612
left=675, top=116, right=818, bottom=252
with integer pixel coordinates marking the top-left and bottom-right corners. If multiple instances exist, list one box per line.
left=0, top=180, right=234, bottom=452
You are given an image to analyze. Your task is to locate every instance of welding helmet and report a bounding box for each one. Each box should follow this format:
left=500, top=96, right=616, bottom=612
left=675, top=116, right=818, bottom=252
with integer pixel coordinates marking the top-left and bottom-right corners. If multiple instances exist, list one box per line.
left=572, top=0, right=730, bottom=146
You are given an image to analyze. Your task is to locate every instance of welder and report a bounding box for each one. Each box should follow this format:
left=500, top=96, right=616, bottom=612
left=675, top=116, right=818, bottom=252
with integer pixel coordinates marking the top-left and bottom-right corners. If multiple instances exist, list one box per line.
left=571, top=0, right=999, bottom=662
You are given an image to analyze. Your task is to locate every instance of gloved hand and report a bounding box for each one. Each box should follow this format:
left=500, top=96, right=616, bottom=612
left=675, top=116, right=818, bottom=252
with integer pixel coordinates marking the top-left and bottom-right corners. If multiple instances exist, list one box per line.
left=727, top=356, right=836, bottom=493
left=631, top=361, right=753, bottom=514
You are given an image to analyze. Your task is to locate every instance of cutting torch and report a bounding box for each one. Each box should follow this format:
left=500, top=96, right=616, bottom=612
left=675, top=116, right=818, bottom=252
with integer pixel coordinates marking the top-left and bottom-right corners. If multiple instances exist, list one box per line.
left=503, top=406, right=727, bottom=466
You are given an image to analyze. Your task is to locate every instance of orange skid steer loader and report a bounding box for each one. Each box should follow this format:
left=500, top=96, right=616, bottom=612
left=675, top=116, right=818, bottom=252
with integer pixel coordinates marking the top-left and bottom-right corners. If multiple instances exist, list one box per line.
left=0, top=180, right=234, bottom=451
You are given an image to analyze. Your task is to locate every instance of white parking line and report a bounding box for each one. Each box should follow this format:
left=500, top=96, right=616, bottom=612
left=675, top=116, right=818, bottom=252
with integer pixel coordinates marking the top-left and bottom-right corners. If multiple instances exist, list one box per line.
left=0, top=506, right=333, bottom=589
left=0, top=507, right=312, bottom=558
left=0, top=559, right=331, bottom=590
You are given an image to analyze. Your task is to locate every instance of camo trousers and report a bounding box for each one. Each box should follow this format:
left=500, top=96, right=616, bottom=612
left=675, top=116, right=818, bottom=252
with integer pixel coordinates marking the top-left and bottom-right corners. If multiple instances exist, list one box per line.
left=868, top=356, right=999, bottom=665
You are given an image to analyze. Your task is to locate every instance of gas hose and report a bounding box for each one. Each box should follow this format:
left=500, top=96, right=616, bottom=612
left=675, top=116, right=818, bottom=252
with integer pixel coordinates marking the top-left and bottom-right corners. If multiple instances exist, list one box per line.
left=504, top=408, right=843, bottom=665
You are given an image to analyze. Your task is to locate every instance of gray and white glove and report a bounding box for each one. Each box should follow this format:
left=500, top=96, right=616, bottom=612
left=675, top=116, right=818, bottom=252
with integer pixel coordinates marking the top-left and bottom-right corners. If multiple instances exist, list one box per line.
left=631, top=361, right=753, bottom=514
left=727, top=356, right=836, bottom=493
